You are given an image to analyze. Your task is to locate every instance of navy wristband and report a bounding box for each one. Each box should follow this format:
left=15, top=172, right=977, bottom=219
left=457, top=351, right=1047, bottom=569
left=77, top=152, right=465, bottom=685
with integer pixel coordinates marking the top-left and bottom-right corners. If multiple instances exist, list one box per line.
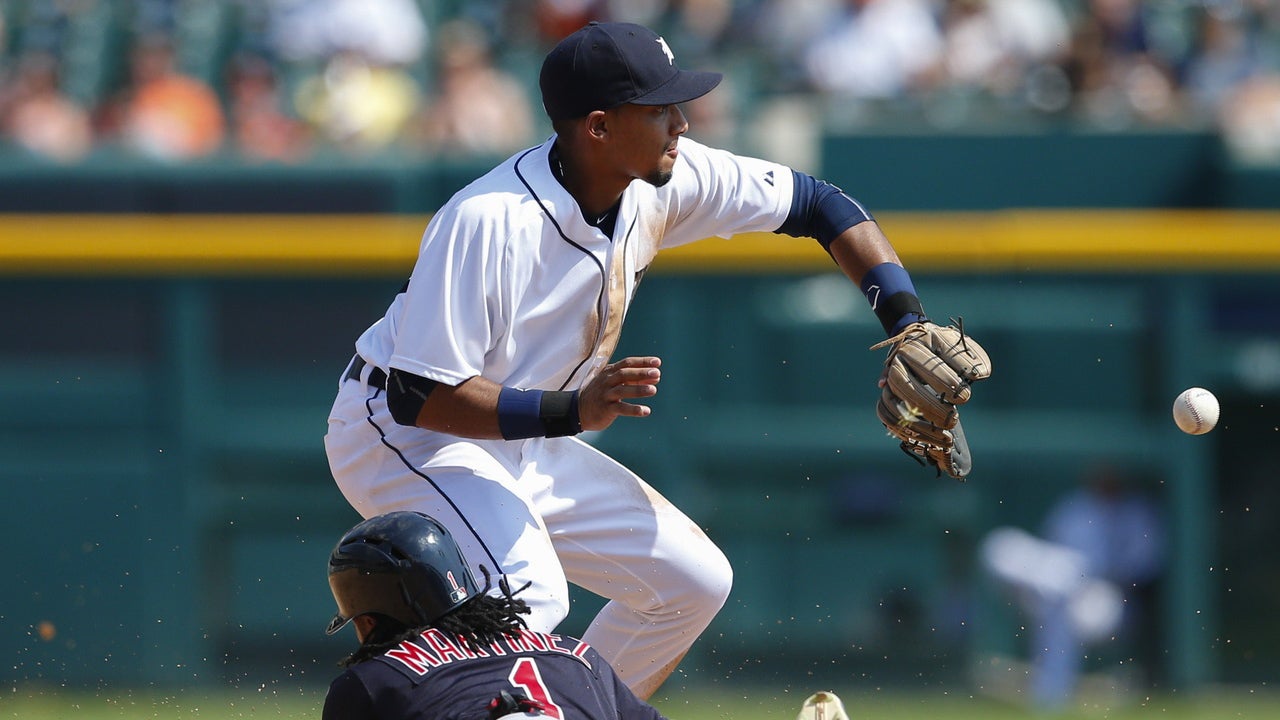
left=860, top=262, right=926, bottom=336
left=497, top=387, right=583, bottom=439
left=540, top=391, right=582, bottom=438
left=497, top=387, right=545, bottom=440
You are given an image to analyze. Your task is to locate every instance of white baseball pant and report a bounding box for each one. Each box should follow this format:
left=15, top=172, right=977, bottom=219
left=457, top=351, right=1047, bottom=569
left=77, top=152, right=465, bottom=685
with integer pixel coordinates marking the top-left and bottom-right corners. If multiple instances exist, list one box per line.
left=324, top=375, right=732, bottom=697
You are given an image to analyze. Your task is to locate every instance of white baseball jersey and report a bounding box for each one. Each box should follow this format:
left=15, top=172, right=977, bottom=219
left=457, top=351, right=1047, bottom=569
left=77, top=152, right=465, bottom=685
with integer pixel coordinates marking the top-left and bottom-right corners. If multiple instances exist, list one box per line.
left=327, top=134, right=795, bottom=697
left=354, top=135, right=794, bottom=392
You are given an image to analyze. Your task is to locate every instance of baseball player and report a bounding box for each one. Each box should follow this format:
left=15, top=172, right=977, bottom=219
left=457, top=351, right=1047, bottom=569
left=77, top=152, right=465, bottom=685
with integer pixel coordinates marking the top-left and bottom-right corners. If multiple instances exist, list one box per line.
left=323, top=510, right=662, bottom=720
left=324, top=21, right=988, bottom=700
left=323, top=510, right=853, bottom=720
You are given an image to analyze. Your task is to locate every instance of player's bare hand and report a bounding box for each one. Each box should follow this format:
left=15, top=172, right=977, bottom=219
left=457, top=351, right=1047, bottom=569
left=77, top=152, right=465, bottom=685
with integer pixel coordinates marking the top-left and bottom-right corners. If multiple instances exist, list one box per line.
left=578, top=356, right=661, bottom=432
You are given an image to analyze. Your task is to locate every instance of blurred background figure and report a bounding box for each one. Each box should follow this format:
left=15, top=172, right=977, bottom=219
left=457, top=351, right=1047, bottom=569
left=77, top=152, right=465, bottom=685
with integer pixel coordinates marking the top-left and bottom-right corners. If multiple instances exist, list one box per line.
left=223, top=50, right=311, bottom=163
left=741, top=0, right=844, bottom=93
left=3, top=0, right=1280, bottom=163
left=1218, top=72, right=1280, bottom=164
left=1, top=50, right=92, bottom=162
left=1059, top=0, right=1181, bottom=126
left=683, top=72, right=741, bottom=149
left=270, top=0, right=428, bottom=156
left=982, top=464, right=1167, bottom=712
left=1181, top=1, right=1276, bottom=118
left=267, top=0, right=428, bottom=69
left=802, top=0, right=944, bottom=100
left=408, top=19, right=534, bottom=159
left=934, top=0, right=1071, bottom=105
left=291, top=49, right=422, bottom=156
left=105, top=33, right=226, bottom=161
left=1182, top=0, right=1280, bottom=164
left=640, top=0, right=737, bottom=63
left=529, top=0, right=607, bottom=46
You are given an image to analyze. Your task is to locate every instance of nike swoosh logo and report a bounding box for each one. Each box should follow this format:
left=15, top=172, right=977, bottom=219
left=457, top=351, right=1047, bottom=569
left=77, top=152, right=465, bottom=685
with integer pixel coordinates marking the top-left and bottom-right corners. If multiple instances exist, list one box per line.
left=867, top=284, right=881, bottom=310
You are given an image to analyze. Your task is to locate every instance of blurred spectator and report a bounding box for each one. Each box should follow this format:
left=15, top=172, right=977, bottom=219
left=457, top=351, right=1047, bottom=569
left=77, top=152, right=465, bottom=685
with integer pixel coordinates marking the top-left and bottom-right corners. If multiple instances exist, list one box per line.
left=1182, top=1, right=1280, bottom=119
left=1060, top=0, right=1181, bottom=126
left=268, top=0, right=428, bottom=66
left=683, top=71, right=741, bottom=149
left=802, top=0, right=944, bottom=100
left=643, top=0, right=737, bottom=61
left=531, top=0, right=607, bottom=44
left=408, top=19, right=534, bottom=158
left=601, top=0, right=664, bottom=27
left=742, top=0, right=843, bottom=92
left=6, top=0, right=1280, bottom=161
left=982, top=464, right=1166, bottom=712
left=293, top=49, right=422, bottom=155
left=1, top=50, right=93, bottom=162
left=1219, top=73, right=1280, bottom=164
left=271, top=0, right=429, bottom=156
left=101, top=34, right=226, bottom=161
left=935, top=0, right=1071, bottom=99
left=224, top=51, right=311, bottom=163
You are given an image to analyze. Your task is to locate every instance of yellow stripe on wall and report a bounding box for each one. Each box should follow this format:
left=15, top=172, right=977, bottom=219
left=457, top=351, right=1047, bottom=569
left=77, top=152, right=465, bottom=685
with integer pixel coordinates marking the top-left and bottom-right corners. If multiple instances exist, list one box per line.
left=0, top=215, right=430, bottom=275
left=665, top=210, right=1280, bottom=273
left=1, top=211, right=1278, bottom=275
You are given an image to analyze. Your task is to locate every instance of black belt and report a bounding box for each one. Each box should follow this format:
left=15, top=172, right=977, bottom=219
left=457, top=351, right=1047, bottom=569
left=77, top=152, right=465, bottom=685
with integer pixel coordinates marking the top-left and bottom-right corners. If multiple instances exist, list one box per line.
left=346, top=355, right=388, bottom=390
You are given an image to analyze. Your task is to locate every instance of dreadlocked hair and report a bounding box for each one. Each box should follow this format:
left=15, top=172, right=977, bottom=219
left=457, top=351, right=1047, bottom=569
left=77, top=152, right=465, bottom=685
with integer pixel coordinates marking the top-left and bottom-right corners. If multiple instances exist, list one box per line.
left=339, top=568, right=532, bottom=668
left=434, top=574, right=531, bottom=650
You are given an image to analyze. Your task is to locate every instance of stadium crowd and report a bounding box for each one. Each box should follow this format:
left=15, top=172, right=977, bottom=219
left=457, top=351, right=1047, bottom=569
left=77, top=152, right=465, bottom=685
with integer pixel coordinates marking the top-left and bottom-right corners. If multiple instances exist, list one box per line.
left=1, top=0, right=1278, bottom=166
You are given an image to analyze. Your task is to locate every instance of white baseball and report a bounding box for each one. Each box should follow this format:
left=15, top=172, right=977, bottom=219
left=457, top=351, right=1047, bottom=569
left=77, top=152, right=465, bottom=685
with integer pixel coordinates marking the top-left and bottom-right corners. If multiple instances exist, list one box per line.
left=1172, top=387, right=1219, bottom=435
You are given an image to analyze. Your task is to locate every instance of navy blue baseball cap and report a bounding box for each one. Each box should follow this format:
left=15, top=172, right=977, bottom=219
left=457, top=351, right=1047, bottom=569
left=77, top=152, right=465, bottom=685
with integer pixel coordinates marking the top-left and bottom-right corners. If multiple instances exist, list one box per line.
left=539, top=21, right=722, bottom=121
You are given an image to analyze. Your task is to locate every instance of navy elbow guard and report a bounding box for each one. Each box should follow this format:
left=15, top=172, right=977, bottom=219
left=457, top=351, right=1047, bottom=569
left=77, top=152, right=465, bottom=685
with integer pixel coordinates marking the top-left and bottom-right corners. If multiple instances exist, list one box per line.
left=861, top=262, right=927, bottom=336
left=776, top=170, right=873, bottom=250
left=386, top=368, right=439, bottom=426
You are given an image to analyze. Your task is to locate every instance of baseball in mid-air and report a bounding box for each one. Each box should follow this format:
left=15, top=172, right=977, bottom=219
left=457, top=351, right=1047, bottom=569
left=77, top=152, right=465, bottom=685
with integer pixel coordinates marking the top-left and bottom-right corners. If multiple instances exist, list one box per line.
left=1172, top=387, right=1219, bottom=435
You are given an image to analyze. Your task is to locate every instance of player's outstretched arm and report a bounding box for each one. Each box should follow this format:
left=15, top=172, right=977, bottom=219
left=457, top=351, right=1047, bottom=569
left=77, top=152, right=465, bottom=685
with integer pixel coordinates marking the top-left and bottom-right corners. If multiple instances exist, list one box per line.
left=824, top=219, right=992, bottom=479
left=826, top=219, right=906, bottom=290
left=771, top=172, right=992, bottom=478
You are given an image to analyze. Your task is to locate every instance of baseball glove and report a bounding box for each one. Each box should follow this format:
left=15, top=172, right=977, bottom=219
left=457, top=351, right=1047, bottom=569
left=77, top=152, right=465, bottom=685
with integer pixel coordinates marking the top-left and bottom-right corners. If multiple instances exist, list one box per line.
left=871, top=319, right=991, bottom=479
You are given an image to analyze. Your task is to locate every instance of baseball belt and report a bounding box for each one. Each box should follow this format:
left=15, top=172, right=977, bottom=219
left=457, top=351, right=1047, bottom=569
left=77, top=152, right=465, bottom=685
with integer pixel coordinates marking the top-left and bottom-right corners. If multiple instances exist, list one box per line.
left=345, top=355, right=388, bottom=390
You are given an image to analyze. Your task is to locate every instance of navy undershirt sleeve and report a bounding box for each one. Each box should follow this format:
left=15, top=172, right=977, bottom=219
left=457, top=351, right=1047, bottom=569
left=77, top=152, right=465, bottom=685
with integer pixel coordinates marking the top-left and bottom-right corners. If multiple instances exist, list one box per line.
left=775, top=170, right=874, bottom=251
left=322, top=671, right=377, bottom=720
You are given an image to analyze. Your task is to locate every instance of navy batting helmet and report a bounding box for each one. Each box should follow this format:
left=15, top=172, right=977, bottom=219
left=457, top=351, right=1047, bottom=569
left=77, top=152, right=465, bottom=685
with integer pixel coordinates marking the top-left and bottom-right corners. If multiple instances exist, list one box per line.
left=325, top=511, right=481, bottom=635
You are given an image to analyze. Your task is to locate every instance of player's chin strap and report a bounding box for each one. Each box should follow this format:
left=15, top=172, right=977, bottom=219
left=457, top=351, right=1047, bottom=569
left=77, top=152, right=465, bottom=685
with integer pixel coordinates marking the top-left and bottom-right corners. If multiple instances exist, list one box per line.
left=487, top=690, right=547, bottom=720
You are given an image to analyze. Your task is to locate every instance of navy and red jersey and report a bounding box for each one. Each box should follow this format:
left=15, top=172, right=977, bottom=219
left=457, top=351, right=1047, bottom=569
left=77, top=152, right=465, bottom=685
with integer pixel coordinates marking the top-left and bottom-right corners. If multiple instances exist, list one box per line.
left=322, top=627, right=668, bottom=720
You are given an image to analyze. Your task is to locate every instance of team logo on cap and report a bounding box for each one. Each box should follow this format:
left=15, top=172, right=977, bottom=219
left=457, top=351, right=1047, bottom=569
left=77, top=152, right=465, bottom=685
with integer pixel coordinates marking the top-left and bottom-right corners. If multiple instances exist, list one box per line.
left=656, top=37, right=675, bottom=65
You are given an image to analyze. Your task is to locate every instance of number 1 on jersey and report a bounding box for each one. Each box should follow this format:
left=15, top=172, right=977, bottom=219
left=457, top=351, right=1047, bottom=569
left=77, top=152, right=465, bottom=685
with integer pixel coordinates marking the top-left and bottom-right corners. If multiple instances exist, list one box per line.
left=508, top=657, right=564, bottom=719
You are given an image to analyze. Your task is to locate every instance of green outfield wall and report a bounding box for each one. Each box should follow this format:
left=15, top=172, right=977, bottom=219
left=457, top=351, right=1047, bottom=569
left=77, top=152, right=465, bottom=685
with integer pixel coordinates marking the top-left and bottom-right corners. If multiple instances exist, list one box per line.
left=2, top=128, right=1279, bottom=693
left=2, top=128, right=1279, bottom=215
left=3, top=213, right=1277, bottom=693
